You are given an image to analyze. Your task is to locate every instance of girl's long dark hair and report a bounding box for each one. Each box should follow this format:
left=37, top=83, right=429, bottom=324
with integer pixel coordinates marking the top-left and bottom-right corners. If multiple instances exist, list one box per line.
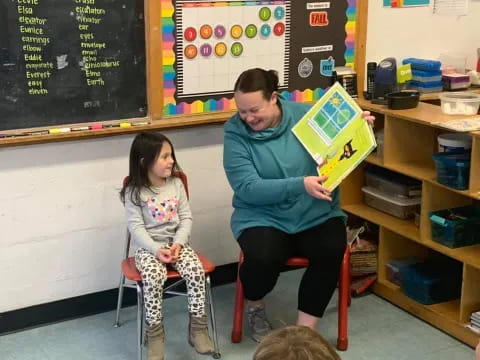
left=120, top=132, right=181, bottom=205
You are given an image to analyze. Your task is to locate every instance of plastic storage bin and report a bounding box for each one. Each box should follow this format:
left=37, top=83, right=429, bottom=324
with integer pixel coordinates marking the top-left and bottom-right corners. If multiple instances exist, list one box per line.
left=437, top=133, right=472, bottom=152
left=407, top=80, right=443, bottom=93
left=442, top=74, right=470, bottom=91
left=400, top=257, right=462, bottom=305
left=375, top=130, right=384, bottom=158
left=439, top=53, right=467, bottom=74
left=411, top=69, right=442, bottom=83
left=432, top=151, right=471, bottom=190
left=365, top=166, right=422, bottom=198
left=402, top=58, right=442, bottom=72
left=386, top=257, right=421, bottom=286
left=362, top=186, right=421, bottom=219
left=439, top=92, right=480, bottom=115
left=414, top=211, right=421, bottom=227
left=429, top=205, right=480, bottom=248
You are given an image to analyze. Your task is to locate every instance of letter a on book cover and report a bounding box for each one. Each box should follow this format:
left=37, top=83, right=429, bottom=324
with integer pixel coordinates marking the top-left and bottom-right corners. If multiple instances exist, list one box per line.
left=292, top=82, right=376, bottom=191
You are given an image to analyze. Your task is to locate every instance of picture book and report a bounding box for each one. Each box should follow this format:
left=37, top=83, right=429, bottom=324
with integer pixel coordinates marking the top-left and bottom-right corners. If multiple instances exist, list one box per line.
left=292, top=82, right=376, bottom=191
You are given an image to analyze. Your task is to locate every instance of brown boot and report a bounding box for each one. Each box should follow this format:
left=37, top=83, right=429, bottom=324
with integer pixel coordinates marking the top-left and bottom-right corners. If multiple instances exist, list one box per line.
left=146, top=323, right=165, bottom=360
left=189, top=314, right=215, bottom=354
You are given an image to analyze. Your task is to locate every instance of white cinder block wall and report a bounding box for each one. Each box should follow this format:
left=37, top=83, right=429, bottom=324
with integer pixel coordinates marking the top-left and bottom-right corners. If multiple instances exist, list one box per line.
left=366, top=2, right=480, bottom=70
left=0, top=125, right=238, bottom=313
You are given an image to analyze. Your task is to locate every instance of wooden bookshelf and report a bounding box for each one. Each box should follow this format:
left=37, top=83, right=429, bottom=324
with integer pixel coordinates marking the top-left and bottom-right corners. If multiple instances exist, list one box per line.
left=341, top=101, right=480, bottom=348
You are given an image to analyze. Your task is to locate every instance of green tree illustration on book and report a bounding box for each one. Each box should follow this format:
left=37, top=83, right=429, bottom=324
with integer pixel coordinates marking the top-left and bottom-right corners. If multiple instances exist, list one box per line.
left=307, top=93, right=354, bottom=145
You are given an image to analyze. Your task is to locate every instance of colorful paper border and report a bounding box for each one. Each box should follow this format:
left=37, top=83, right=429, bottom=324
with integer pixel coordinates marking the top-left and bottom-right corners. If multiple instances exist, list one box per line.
left=161, top=0, right=357, bottom=115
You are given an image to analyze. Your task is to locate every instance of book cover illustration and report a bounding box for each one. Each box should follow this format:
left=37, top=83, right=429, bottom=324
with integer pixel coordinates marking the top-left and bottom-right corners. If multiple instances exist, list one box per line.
left=292, top=82, right=377, bottom=191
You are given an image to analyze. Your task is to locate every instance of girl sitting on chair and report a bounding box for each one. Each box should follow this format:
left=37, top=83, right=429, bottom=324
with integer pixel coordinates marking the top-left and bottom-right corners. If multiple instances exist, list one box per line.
left=120, top=132, right=214, bottom=360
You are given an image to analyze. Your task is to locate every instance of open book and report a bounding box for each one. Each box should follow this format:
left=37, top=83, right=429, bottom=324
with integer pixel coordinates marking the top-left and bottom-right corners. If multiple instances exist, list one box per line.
left=292, top=82, right=376, bottom=191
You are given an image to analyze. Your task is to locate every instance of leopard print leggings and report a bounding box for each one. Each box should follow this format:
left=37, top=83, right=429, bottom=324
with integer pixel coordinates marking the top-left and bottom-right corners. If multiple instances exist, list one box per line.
left=135, top=245, right=206, bottom=327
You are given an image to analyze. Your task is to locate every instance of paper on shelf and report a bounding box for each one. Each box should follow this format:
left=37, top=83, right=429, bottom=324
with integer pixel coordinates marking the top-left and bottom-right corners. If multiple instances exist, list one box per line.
left=433, top=117, right=480, bottom=132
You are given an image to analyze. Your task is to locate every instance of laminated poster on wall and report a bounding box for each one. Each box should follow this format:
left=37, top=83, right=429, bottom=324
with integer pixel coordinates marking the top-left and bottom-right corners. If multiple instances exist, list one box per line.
left=292, top=82, right=376, bottom=191
left=383, top=0, right=430, bottom=7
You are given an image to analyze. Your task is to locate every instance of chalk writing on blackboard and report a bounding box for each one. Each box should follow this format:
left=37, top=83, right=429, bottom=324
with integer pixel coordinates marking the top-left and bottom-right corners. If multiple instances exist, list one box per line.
left=1, top=0, right=147, bottom=131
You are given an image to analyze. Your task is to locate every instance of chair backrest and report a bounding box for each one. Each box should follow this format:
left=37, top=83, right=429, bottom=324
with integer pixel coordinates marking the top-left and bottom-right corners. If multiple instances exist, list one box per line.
left=122, top=171, right=189, bottom=258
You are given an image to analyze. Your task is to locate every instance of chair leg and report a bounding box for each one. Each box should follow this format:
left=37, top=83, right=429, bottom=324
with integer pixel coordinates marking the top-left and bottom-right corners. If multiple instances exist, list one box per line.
left=136, top=283, right=144, bottom=360
left=205, top=276, right=221, bottom=359
left=114, top=273, right=126, bottom=327
left=337, top=247, right=351, bottom=351
left=231, top=266, right=245, bottom=343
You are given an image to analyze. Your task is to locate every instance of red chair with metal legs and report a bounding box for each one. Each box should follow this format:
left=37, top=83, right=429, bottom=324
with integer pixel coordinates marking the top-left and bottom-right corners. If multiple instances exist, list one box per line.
left=231, top=247, right=351, bottom=350
left=113, top=172, right=221, bottom=359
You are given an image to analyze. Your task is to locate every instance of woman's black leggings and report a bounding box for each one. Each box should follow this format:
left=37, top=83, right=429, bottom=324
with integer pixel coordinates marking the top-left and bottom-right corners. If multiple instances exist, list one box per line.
left=237, top=217, right=347, bottom=318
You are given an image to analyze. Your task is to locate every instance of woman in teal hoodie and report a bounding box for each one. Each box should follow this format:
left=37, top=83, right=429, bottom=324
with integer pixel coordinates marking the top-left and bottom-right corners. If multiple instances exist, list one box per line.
left=223, top=68, right=374, bottom=342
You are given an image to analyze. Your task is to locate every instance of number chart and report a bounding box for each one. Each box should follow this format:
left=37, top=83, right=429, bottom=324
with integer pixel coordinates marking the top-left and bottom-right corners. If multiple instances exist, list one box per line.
left=177, top=1, right=289, bottom=101
left=161, top=0, right=358, bottom=116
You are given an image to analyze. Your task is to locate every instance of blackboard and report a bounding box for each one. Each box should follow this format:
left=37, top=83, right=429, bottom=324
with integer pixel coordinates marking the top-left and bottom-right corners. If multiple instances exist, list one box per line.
left=0, top=0, right=146, bottom=131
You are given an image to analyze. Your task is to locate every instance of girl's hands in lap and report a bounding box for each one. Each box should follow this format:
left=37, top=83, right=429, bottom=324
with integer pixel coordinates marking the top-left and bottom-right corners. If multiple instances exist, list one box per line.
left=157, top=248, right=173, bottom=263
left=169, top=243, right=182, bottom=262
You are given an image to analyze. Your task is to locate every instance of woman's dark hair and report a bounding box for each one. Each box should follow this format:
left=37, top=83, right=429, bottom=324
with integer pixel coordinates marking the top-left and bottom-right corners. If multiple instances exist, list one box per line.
left=234, top=68, right=279, bottom=100
left=120, top=132, right=180, bottom=205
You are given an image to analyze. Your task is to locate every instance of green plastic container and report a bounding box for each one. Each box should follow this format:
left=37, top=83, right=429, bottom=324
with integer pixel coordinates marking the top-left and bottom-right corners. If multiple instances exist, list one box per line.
left=429, top=205, right=480, bottom=248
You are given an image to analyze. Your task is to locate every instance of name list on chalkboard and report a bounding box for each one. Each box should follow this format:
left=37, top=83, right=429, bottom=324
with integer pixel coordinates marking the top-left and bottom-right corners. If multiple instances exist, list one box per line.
left=0, top=0, right=147, bottom=131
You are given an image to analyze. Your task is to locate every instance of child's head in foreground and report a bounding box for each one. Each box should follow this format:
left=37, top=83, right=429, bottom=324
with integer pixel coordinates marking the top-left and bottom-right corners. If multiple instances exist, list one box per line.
left=253, top=325, right=341, bottom=360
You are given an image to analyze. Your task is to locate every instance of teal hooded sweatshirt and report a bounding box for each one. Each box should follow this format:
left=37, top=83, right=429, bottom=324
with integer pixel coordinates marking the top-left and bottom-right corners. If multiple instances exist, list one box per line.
left=223, top=96, right=346, bottom=239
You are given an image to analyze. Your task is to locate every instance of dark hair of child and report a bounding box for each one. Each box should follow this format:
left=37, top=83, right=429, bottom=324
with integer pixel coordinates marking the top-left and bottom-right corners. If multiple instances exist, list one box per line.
left=253, top=326, right=341, bottom=360
left=120, top=132, right=181, bottom=205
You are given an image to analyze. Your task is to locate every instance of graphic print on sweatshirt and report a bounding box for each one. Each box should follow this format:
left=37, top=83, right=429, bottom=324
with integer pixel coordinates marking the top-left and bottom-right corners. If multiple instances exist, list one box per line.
left=146, top=195, right=179, bottom=223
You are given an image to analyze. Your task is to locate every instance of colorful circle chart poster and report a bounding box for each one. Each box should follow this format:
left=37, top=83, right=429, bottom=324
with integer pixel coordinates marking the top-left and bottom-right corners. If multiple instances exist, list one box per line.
left=161, top=0, right=356, bottom=116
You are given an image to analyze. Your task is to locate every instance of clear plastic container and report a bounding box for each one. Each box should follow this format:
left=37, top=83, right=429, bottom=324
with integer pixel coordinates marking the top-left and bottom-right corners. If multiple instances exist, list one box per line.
left=375, top=130, right=384, bottom=159
left=439, top=92, right=480, bottom=115
left=414, top=211, right=421, bottom=227
left=362, top=186, right=421, bottom=219
left=437, top=133, right=472, bottom=152
left=365, top=166, right=422, bottom=198
left=439, top=53, right=467, bottom=75
left=386, top=258, right=421, bottom=286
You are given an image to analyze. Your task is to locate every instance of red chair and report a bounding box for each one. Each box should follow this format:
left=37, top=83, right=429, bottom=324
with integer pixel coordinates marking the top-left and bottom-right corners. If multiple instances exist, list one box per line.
left=114, top=172, right=221, bottom=359
left=231, top=247, right=351, bottom=350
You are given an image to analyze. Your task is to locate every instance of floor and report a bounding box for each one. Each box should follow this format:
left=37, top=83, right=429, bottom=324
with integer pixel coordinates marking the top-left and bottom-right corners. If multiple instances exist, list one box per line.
left=0, top=269, right=476, bottom=360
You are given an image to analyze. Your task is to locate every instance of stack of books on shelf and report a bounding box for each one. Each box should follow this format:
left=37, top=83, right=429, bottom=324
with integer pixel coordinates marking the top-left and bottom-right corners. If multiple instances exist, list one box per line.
left=468, top=310, right=480, bottom=334
left=348, top=226, right=378, bottom=275
left=350, top=239, right=378, bottom=275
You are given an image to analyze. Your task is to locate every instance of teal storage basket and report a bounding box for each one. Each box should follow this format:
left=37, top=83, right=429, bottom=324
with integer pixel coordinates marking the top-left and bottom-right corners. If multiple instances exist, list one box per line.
left=432, top=151, right=470, bottom=190
left=400, top=257, right=462, bottom=305
left=429, top=205, right=480, bottom=248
